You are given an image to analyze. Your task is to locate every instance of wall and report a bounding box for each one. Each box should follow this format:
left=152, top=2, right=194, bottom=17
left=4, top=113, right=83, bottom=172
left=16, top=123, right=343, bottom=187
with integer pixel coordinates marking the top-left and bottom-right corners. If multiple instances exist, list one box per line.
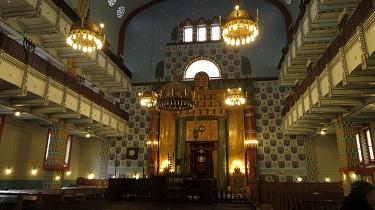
left=254, top=80, right=307, bottom=182
left=314, top=134, right=341, bottom=182
left=0, top=116, right=104, bottom=189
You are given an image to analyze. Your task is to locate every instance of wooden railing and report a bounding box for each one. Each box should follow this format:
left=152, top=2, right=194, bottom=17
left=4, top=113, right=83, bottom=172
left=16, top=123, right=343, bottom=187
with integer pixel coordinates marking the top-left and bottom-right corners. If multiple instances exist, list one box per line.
left=259, top=182, right=344, bottom=210
left=282, top=0, right=375, bottom=116
left=0, top=32, right=129, bottom=121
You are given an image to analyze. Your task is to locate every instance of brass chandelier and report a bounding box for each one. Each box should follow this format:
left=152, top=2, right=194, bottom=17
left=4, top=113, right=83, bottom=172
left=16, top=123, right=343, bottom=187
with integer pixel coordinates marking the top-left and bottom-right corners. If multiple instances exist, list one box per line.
left=138, top=91, right=158, bottom=108
left=224, top=88, right=247, bottom=106
left=222, top=5, right=259, bottom=47
left=67, top=0, right=105, bottom=53
left=139, top=82, right=195, bottom=112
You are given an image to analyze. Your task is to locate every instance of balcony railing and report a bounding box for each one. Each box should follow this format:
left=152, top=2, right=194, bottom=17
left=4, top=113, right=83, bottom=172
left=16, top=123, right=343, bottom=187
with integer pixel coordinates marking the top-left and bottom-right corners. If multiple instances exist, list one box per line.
left=282, top=0, right=375, bottom=117
left=0, top=31, right=129, bottom=121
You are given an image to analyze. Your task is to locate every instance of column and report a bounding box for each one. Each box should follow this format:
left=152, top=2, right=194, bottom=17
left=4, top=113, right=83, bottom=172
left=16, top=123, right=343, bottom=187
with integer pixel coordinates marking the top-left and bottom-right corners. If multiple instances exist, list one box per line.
left=218, top=118, right=227, bottom=188
left=147, top=110, right=160, bottom=176
left=244, top=106, right=258, bottom=202
left=99, top=139, right=109, bottom=179
left=176, top=118, right=186, bottom=174
left=43, top=121, right=69, bottom=189
left=335, top=118, right=361, bottom=195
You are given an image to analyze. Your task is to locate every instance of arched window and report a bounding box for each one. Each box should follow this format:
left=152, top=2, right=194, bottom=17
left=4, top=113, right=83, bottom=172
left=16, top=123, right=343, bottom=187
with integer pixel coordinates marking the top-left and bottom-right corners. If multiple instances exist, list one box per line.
left=197, top=25, right=207, bottom=42
left=184, top=60, right=220, bottom=80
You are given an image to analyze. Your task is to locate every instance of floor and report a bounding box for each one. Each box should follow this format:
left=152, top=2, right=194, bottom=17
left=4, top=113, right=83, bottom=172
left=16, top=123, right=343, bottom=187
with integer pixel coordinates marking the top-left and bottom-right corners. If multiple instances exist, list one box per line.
left=61, top=201, right=273, bottom=210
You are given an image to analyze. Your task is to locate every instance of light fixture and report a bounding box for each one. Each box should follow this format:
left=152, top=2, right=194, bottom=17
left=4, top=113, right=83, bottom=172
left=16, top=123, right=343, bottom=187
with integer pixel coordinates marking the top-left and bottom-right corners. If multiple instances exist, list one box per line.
left=225, top=88, right=246, bottom=106
left=222, top=5, right=259, bottom=47
left=107, top=0, right=116, bottom=7
left=146, top=140, right=159, bottom=149
left=157, top=81, right=195, bottom=112
left=99, top=23, right=104, bottom=28
left=325, top=177, right=331, bottom=182
left=320, top=130, right=326, bottom=135
left=14, top=111, right=21, bottom=117
left=55, top=175, right=61, bottom=181
left=296, top=177, right=303, bottom=183
left=66, top=171, right=72, bottom=176
left=245, top=139, right=259, bottom=147
left=66, top=0, right=104, bottom=53
left=87, top=173, right=95, bottom=180
left=117, top=6, right=125, bottom=18
left=85, top=133, right=91, bottom=138
left=138, top=91, right=158, bottom=108
left=4, top=167, right=12, bottom=175
left=31, top=168, right=38, bottom=176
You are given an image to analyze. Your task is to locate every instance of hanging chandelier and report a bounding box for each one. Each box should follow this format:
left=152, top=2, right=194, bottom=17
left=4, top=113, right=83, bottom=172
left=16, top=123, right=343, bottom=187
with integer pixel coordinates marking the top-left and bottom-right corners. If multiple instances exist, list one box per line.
left=138, top=91, right=158, bottom=108
left=225, top=88, right=247, bottom=106
left=150, top=82, right=195, bottom=111
left=66, top=18, right=105, bottom=53
left=222, top=5, right=259, bottom=47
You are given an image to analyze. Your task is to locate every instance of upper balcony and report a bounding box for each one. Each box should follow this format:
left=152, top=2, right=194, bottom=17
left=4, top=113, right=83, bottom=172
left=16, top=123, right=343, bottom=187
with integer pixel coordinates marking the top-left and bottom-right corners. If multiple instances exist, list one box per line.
left=282, top=0, right=375, bottom=134
left=279, top=0, right=361, bottom=85
left=0, top=0, right=131, bottom=93
left=0, top=31, right=128, bottom=138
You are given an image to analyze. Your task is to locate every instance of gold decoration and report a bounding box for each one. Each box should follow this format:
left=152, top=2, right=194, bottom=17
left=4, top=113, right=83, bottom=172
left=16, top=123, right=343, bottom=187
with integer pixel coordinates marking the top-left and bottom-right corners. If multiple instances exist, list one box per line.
left=222, top=5, right=259, bottom=47
left=224, top=88, right=246, bottom=106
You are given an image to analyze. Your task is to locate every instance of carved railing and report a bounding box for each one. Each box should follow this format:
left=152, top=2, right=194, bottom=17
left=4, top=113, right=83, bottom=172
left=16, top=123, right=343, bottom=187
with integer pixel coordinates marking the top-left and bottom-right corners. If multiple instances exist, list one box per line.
left=282, top=0, right=375, bottom=116
left=0, top=31, right=129, bottom=121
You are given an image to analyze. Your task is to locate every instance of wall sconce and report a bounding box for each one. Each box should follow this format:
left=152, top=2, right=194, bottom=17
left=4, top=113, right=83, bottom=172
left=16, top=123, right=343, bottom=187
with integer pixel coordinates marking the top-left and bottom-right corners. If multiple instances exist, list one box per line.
left=296, top=177, right=303, bottom=183
left=146, top=140, right=158, bottom=149
left=14, top=111, right=21, bottom=117
left=231, top=160, right=245, bottom=174
left=87, top=173, right=95, bottom=180
left=320, top=130, right=326, bottom=135
left=31, top=167, right=38, bottom=176
left=244, top=139, right=258, bottom=148
left=4, top=167, right=12, bottom=175
left=55, top=175, right=61, bottom=181
left=325, top=177, right=331, bottom=182
left=66, top=171, right=72, bottom=176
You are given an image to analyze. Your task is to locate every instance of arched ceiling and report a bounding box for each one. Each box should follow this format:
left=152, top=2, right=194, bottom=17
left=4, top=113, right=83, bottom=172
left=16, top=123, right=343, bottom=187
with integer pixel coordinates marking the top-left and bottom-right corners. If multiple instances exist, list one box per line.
left=120, top=0, right=301, bottom=82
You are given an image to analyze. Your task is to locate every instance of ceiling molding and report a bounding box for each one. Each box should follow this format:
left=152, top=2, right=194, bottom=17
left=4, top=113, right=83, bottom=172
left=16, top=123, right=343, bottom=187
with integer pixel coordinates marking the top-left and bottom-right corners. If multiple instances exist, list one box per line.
left=117, top=0, right=293, bottom=57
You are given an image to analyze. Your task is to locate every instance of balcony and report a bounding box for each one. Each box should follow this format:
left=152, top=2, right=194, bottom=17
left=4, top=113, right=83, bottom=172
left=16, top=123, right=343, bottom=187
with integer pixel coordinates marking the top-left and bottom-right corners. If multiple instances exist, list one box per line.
left=279, top=0, right=361, bottom=85
left=282, top=0, right=375, bottom=134
left=0, top=0, right=131, bottom=93
left=0, top=32, right=129, bottom=137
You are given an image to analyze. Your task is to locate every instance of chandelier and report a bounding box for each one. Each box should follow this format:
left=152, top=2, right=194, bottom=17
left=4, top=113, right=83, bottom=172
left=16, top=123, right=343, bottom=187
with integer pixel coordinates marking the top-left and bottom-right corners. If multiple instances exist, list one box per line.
left=158, top=81, right=195, bottom=111
left=222, top=5, right=259, bottom=47
left=138, top=91, right=158, bottom=108
left=66, top=18, right=105, bottom=53
left=225, top=88, right=246, bottom=106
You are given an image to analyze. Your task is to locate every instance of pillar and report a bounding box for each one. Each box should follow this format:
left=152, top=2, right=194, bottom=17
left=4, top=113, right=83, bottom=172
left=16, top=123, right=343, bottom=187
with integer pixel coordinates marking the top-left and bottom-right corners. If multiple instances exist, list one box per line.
left=147, top=110, right=160, bottom=176
left=218, top=118, right=227, bottom=188
left=43, top=121, right=69, bottom=189
left=335, top=118, right=361, bottom=195
left=99, top=139, right=109, bottom=179
left=176, top=118, right=186, bottom=174
left=244, top=106, right=258, bottom=202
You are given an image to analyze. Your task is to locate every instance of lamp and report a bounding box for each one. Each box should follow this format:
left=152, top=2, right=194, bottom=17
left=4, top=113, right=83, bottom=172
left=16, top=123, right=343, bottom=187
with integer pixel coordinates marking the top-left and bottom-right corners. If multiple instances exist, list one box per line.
left=157, top=81, right=195, bottom=112
left=225, top=88, right=246, bottom=106
left=222, top=5, right=259, bottom=47
left=67, top=0, right=105, bottom=53
left=138, top=91, right=158, bottom=108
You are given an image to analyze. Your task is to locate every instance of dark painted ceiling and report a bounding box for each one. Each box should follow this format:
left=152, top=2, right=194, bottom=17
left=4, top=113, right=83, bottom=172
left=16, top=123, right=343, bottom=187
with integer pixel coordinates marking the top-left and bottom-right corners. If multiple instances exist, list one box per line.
left=123, top=0, right=300, bottom=82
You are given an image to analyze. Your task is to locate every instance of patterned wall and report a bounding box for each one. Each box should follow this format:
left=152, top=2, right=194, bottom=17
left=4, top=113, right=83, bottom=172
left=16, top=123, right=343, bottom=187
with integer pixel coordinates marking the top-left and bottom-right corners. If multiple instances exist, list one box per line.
left=164, top=42, right=244, bottom=81
left=253, top=80, right=307, bottom=182
left=108, top=85, right=151, bottom=177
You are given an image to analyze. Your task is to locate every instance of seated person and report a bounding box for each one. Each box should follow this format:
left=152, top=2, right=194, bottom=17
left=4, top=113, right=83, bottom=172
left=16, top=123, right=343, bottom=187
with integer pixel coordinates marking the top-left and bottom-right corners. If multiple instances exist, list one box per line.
left=340, top=181, right=375, bottom=210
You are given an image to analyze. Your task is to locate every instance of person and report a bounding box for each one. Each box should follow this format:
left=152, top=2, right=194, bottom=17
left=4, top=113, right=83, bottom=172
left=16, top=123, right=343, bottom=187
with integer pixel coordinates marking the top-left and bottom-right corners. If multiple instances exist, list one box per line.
left=340, top=181, right=375, bottom=210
